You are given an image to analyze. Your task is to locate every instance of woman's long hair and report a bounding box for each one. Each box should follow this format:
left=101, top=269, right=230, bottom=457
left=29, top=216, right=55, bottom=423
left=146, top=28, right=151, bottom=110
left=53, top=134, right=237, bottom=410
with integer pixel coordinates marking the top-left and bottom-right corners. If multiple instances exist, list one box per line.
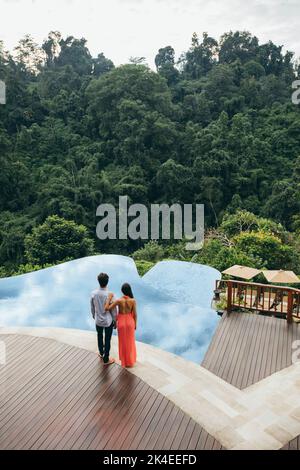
left=122, top=283, right=134, bottom=299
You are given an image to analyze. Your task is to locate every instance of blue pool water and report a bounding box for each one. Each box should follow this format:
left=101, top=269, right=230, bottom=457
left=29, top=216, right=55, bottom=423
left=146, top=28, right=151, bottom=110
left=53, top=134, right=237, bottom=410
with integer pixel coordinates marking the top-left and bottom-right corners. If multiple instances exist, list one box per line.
left=0, top=255, right=221, bottom=363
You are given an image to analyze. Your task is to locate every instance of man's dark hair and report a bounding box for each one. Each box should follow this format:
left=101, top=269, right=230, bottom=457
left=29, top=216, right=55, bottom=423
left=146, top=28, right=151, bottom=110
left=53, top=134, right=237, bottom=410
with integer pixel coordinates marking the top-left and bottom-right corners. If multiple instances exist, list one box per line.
left=98, top=273, right=109, bottom=288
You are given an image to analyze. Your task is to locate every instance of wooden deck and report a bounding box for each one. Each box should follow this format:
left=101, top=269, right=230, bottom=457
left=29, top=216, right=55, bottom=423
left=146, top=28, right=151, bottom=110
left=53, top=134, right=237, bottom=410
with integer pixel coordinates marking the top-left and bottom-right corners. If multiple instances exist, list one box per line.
left=282, top=436, right=300, bottom=450
left=0, top=334, right=224, bottom=450
left=202, top=311, right=300, bottom=389
left=202, top=311, right=300, bottom=450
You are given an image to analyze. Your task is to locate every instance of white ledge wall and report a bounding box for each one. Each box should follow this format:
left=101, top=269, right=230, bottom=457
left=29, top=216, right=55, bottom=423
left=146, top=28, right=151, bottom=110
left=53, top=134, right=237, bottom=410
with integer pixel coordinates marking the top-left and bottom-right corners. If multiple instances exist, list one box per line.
left=1, top=327, right=300, bottom=450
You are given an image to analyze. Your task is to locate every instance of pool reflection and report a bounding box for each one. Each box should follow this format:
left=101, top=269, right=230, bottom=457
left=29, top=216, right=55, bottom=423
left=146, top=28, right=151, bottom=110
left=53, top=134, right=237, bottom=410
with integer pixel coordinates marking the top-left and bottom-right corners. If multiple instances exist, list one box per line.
left=0, top=255, right=221, bottom=363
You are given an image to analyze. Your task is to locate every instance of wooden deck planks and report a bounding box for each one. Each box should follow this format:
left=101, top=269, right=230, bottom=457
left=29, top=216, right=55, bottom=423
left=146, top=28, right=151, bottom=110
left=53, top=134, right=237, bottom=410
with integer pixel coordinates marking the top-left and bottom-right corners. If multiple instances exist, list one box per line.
left=0, top=334, right=223, bottom=451
left=202, top=313, right=300, bottom=450
left=282, top=435, right=300, bottom=450
left=202, top=312, right=300, bottom=390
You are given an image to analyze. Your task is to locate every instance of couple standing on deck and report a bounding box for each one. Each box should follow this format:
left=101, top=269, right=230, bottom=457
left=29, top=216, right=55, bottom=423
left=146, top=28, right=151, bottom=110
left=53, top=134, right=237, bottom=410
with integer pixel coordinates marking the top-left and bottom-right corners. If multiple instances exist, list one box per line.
left=90, top=273, right=137, bottom=368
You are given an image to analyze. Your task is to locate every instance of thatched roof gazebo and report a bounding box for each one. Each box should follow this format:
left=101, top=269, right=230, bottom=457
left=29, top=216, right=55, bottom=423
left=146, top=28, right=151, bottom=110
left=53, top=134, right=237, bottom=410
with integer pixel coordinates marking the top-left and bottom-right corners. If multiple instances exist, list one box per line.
left=222, top=265, right=261, bottom=280
left=262, top=270, right=300, bottom=284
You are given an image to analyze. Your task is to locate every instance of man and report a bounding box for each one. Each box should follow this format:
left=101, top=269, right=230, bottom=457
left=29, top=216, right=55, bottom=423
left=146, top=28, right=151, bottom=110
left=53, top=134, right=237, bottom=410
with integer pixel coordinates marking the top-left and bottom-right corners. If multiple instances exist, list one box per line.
left=90, top=273, right=117, bottom=365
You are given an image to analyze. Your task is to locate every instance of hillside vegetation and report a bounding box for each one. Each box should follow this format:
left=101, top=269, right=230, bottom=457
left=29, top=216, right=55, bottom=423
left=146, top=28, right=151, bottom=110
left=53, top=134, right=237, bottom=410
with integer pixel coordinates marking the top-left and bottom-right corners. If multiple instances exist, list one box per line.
left=0, top=31, right=300, bottom=276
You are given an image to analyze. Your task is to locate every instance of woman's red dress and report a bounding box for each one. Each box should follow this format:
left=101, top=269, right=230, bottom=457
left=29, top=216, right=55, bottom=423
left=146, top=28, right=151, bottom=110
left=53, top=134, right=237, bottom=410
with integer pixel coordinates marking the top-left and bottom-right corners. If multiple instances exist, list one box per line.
left=117, top=297, right=137, bottom=368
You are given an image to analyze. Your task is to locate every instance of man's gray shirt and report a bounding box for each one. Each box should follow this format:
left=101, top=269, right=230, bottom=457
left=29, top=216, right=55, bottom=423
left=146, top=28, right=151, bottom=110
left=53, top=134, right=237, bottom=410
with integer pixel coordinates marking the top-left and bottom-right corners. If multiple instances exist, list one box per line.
left=90, top=287, right=117, bottom=327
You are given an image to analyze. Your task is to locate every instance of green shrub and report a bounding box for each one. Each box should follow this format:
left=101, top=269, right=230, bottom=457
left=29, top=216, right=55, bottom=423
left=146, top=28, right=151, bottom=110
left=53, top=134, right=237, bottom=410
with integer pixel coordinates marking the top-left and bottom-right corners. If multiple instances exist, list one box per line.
left=132, top=241, right=165, bottom=262
left=134, top=260, right=155, bottom=276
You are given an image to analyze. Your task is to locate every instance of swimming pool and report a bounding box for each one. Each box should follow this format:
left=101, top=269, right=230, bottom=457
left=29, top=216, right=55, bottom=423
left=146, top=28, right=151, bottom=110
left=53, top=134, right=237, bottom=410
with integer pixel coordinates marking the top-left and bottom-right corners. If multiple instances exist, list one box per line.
left=0, top=255, right=221, bottom=363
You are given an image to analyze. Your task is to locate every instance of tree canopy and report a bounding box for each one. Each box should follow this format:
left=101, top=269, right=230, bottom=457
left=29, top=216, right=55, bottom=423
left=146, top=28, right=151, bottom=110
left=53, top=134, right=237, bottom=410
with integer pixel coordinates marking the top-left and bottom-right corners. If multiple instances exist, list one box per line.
left=0, top=30, right=300, bottom=275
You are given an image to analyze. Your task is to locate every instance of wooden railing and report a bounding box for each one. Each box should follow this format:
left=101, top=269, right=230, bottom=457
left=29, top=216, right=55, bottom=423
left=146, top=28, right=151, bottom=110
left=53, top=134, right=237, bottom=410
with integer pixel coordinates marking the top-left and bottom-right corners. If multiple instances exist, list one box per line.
left=214, top=279, right=300, bottom=324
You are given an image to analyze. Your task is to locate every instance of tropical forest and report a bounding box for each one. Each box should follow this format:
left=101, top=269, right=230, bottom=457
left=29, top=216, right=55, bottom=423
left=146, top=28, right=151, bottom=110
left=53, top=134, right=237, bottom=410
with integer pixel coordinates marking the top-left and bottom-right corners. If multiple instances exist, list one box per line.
left=0, top=30, right=300, bottom=277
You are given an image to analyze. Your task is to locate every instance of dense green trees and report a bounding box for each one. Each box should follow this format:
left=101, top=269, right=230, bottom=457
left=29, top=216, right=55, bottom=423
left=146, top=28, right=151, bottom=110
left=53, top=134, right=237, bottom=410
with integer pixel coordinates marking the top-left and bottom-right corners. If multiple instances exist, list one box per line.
left=132, top=211, right=300, bottom=275
left=24, top=215, right=95, bottom=265
left=0, top=30, right=300, bottom=276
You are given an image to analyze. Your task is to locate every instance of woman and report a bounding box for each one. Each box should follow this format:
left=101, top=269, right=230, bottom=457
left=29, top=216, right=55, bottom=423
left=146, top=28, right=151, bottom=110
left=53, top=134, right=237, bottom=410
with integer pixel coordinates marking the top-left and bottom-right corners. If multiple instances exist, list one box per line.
left=105, top=283, right=137, bottom=368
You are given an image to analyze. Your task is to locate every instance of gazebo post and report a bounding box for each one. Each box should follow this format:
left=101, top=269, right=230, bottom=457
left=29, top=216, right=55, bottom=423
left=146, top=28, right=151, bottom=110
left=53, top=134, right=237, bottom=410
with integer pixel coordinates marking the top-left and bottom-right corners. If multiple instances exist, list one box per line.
left=287, top=290, right=293, bottom=324
left=227, top=281, right=232, bottom=315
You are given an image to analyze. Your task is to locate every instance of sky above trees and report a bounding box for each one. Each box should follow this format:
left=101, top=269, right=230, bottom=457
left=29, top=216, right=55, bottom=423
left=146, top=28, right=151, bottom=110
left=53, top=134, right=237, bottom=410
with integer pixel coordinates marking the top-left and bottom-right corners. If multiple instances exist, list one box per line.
left=0, top=0, right=299, bottom=67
